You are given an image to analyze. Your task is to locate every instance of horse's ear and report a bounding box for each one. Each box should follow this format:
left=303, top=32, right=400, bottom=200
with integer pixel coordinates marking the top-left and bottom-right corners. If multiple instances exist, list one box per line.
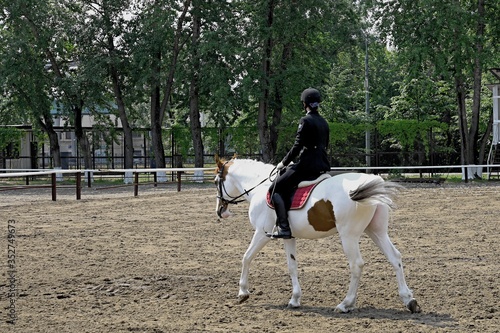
left=232, top=153, right=238, bottom=160
left=215, top=154, right=223, bottom=168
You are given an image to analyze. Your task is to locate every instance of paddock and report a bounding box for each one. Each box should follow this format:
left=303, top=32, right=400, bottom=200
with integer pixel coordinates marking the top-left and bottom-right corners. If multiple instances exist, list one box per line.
left=0, top=182, right=498, bottom=332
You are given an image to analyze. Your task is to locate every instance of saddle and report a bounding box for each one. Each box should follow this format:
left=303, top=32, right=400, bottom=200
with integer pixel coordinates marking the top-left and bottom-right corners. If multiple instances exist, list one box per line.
left=266, top=173, right=331, bottom=210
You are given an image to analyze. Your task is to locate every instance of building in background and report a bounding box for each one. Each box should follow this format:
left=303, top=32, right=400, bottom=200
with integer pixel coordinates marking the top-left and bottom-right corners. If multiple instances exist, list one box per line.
left=487, top=68, right=500, bottom=179
left=1, top=105, right=147, bottom=170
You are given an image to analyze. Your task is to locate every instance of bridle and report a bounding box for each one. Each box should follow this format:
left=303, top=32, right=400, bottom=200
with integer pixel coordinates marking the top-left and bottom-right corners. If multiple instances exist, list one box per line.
left=216, top=160, right=276, bottom=218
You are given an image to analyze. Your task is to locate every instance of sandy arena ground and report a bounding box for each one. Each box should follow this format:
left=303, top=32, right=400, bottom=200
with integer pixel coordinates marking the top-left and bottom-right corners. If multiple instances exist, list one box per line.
left=0, top=180, right=498, bottom=332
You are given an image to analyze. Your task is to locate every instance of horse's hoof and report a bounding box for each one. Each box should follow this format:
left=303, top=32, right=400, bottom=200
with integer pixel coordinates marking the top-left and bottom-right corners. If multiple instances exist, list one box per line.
left=407, top=299, right=421, bottom=313
left=237, top=294, right=249, bottom=304
left=287, top=302, right=301, bottom=309
left=334, top=305, right=351, bottom=313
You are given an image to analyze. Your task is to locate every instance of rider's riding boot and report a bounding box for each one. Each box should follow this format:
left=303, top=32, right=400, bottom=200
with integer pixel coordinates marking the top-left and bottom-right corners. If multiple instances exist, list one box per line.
left=268, top=193, right=293, bottom=239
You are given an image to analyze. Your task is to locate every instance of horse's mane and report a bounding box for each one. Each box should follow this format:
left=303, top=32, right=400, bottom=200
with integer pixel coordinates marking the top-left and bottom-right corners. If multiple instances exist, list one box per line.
left=231, top=158, right=275, bottom=179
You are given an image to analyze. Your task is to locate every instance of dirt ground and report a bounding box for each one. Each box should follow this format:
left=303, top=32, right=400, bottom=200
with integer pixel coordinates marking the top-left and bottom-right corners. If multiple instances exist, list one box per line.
left=0, top=180, right=498, bottom=333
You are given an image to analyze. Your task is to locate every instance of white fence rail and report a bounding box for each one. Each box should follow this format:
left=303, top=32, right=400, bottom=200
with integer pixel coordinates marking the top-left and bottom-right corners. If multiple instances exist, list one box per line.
left=0, top=164, right=499, bottom=201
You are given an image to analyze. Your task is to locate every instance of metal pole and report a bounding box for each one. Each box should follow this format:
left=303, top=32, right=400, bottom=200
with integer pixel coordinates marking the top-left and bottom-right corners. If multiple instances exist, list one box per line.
left=364, top=33, right=371, bottom=173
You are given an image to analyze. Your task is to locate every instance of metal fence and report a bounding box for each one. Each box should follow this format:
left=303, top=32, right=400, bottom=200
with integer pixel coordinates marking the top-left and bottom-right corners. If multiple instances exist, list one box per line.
left=1, top=125, right=462, bottom=172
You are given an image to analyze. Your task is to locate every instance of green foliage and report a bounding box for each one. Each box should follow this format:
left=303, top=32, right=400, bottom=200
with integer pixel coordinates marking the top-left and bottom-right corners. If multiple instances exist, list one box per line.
left=169, top=126, right=192, bottom=159
left=0, top=0, right=498, bottom=169
left=374, top=0, right=499, bottom=165
left=0, top=127, right=23, bottom=152
left=227, top=126, right=261, bottom=156
left=199, top=126, right=261, bottom=157
left=329, top=122, right=367, bottom=146
left=377, top=119, right=448, bottom=153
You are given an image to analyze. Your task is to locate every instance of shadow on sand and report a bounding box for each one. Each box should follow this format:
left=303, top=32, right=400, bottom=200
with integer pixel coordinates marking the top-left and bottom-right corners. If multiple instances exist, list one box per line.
left=256, top=304, right=458, bottom=329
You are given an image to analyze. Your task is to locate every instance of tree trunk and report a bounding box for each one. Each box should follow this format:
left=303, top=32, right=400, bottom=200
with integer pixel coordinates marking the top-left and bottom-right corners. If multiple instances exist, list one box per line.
left=189, top=3, right=204, bottom=169
left=258, top=0, right=275, bottom=163
left=455, top=76, right=469, bottom=180
left=150, top=48, right=166, bottom=169
left=469, top=0, right=485, bottom=165
left=74, top=102, right=92, bottom=169
left=218, top=127, right=226, bottom=157
left=149, top=0, right=190, bottom=170
left=108, top=35, right=134, bottom=170
left=159, top=0, right=191, bottom=121
left=457, top=0, right=486, bottom=180
left=270, top=42, right=293, bottom=159
left=37, top=115, right=61, bottom=168
left=189, top=94, right=204, bottom=166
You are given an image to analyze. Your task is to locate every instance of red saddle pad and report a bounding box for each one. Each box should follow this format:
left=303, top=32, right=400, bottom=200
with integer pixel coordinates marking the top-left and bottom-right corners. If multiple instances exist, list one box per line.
left=266, top=183, right=318, bottom=210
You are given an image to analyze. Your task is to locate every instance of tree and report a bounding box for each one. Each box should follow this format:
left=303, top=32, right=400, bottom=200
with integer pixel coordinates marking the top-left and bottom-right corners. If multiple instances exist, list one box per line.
left=190, top=0, right=248, bottom=158
left=13, top=0, right=97, bottom=168
left=236, top=0, right=360, bottom=162
left=0, top=0, right=63, bottom=167
left=129, top=0, right=191, bottom=170
left=375, top=0, right=499, bottom=177
left=188, top=0, right=204, bottom=169
left=78, top=0, right=137, bottom=170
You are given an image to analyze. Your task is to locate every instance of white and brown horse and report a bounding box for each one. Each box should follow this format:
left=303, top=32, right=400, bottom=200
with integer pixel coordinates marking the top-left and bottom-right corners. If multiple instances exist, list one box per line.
left=215, top=156, right=420, bottom=313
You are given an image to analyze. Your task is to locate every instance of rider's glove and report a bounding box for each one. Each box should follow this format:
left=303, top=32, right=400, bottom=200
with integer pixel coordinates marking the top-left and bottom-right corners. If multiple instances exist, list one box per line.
left=276, top=161, right=285, bottom=170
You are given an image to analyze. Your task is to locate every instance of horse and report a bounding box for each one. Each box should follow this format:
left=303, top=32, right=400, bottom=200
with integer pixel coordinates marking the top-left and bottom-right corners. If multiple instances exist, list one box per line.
left=214, top=156, right=421, bottom=313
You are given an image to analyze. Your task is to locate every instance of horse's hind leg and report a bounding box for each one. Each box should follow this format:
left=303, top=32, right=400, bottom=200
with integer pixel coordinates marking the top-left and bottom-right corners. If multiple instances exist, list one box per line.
left=365, top=205, right=421, bottom=313
left=335, top=234, right=364, bottom=313
left=238, top=231, right=271, bottom=303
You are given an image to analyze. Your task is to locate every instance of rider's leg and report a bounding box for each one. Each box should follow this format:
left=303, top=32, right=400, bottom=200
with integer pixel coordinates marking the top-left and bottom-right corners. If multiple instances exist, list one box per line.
left=268, top=166, right=305, bottom=239
left=270, top=192, right=293, bottom=239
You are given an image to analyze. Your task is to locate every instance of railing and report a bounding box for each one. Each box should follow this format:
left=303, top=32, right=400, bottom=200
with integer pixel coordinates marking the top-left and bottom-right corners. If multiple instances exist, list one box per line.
left=0, top=169, right=84, bottom=201
left=1, top=164, right=499, bottom=201
left=0, top=168, right=213, bottom=201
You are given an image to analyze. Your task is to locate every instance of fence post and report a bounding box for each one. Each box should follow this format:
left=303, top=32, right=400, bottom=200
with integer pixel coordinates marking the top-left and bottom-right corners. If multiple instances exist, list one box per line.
left=134, top=172, right=139, bottom=197
left=87, top=171, right=92, bottom=188
left=51, top=173, right=57, bottom=201
left=76, top=172, right=81, bottom=200
left=177, top=171, right=183, bottom=192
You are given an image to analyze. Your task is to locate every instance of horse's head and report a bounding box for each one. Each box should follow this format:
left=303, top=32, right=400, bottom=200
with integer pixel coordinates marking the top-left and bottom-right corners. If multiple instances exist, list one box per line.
left=215, top=154, right=272, bottom=218
left=214, top=154, right=237, bottom=218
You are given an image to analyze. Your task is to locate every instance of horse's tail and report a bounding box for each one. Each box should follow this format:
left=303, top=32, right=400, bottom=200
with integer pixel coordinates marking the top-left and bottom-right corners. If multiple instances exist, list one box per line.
left=349, top=176, right=402, bottom=209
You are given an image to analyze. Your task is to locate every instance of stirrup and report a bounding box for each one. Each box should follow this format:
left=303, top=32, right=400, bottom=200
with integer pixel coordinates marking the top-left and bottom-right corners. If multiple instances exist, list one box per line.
left=266, top=225, right=294, bottom=239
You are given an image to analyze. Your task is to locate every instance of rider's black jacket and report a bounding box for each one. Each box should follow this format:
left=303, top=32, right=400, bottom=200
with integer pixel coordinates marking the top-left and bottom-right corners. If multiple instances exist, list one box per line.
left=281, top=110, right=330, bottom=176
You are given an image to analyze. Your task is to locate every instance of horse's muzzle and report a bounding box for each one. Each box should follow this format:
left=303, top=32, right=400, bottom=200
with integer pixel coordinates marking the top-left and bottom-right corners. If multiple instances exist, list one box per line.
left=217, top=204, right=225, bottom=218
left=217, top=201, right=232, bottom=219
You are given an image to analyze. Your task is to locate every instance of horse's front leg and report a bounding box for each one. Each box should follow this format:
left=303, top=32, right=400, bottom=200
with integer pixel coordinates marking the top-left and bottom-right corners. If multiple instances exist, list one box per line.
left=283, top=238, right=302, bottom=308
left=238, top=231, right=271, bottom=303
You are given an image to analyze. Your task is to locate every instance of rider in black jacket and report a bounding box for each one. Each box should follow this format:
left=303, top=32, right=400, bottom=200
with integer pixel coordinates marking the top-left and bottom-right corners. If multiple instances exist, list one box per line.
left=268, top=88, right=330, bottom=239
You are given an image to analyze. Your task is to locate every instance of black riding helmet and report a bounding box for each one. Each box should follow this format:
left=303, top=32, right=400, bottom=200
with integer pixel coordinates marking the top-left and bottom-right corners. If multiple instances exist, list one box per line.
left=300, top=88, right=322, bottom=106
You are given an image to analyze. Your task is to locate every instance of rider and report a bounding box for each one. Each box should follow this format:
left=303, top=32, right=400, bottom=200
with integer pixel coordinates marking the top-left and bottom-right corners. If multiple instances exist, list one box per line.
left=268, top=88, right=331, bottom=239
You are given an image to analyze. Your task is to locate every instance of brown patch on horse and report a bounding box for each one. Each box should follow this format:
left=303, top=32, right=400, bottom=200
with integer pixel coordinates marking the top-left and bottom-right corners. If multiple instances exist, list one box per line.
left=215, top=156, right=234, bottom=180
left=307, top=199, right=336, bottom=231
